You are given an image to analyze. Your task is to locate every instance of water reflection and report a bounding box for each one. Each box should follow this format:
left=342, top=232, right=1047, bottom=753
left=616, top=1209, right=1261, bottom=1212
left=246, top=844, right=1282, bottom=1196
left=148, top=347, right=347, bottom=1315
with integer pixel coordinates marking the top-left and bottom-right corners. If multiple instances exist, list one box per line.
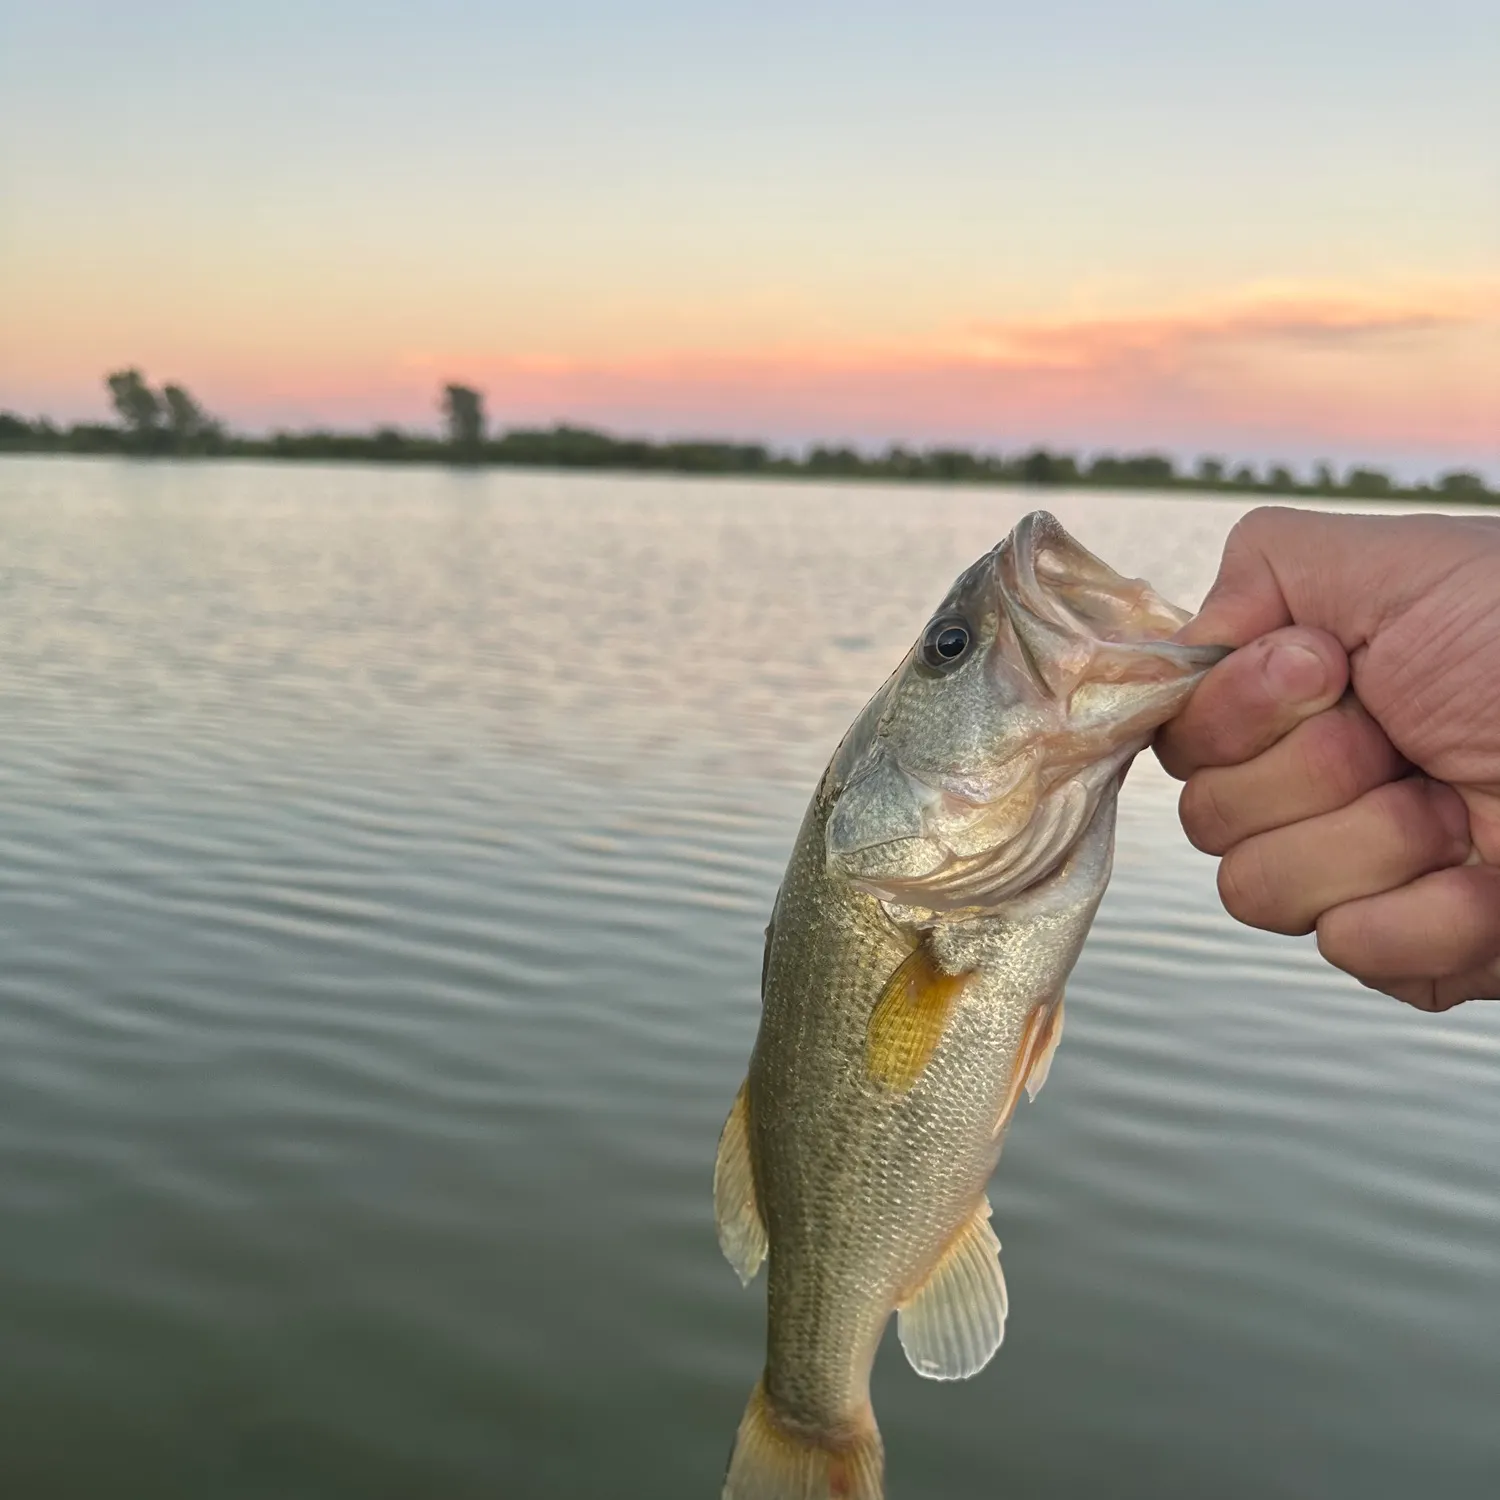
left=0, top=458, right=1495, bottom=1498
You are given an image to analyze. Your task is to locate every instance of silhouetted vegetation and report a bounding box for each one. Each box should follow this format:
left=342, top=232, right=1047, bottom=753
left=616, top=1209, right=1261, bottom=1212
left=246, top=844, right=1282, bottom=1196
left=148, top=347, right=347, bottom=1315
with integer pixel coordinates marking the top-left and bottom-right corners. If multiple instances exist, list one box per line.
left=92, top=369, right=227, bottom=455
left=0, top=373, right=1492, bottom=506
left=442, top=384, right=486, bottom=461
left=106, top=369, right=161, bottom=436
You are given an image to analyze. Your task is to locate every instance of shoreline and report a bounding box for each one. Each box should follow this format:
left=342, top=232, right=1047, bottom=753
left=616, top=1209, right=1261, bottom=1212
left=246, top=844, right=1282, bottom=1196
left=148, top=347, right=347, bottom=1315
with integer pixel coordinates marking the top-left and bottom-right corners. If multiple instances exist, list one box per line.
left=8, top=378, right=1491, bottom=505
left=0, top=438, right=1492, bottom=508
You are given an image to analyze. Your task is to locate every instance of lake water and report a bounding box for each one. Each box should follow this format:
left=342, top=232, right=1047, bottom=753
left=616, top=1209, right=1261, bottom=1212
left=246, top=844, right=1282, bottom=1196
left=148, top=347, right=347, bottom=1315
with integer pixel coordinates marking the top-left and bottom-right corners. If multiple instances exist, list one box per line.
left=0, top=457, right=1497, bottom=1499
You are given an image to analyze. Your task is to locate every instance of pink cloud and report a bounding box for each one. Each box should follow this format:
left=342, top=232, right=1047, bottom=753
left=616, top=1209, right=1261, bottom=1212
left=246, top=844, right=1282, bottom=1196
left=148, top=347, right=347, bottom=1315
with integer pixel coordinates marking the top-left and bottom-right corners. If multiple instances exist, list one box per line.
left=399, top=285, right=1499, bottom=471
left=5, top=282, right=1495, bottom=476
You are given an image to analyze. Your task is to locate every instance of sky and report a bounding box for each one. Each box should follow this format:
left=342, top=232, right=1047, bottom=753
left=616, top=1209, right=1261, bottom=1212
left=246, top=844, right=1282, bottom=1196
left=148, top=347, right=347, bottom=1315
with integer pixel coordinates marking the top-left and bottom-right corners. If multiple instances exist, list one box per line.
left=1, top=1, right=1496, bottom=477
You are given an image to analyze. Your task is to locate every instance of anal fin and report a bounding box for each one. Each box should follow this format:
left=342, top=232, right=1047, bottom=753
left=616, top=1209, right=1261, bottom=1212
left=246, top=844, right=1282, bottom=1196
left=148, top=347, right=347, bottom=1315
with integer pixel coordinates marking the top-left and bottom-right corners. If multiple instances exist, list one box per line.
left=714, top=1080, right=768, bottom=1286
left=897, top=1197, right=1008, bottom=1381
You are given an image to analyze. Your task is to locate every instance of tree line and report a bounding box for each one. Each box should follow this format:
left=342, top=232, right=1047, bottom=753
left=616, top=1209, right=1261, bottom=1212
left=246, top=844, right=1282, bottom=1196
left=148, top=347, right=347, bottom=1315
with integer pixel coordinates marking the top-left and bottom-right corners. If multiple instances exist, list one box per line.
left=0, top=370, right=1492, bottom=505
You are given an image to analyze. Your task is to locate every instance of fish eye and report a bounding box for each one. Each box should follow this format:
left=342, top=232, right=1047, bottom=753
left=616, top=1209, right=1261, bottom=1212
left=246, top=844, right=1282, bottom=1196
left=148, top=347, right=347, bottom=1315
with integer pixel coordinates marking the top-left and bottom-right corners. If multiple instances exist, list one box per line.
left=920, top=616, right=973, bottom=670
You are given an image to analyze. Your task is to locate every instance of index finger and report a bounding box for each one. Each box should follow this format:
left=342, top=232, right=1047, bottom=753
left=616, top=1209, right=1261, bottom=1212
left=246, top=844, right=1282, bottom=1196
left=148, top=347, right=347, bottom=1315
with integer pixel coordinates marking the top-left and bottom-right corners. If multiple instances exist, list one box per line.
left=1155, top=625, right=1349, bottom=780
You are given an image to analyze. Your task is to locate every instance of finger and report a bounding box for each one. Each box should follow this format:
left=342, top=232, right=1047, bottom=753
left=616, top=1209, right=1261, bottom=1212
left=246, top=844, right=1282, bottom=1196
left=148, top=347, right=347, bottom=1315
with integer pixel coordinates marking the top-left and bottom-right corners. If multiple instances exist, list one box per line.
left=1180, top=697, right=1406, bottom=855
left=1155, top=626, right=1348, bottom=780
left=1175, top=506, right=1481, bottom=652
left=1174, top=508, right=1299, bottom=649
left=1217, top=777, right=1471, bottom=936
left=1370, top=969, right=1500, bottom=1013
left=1316, top=864, right=1500, bottom=991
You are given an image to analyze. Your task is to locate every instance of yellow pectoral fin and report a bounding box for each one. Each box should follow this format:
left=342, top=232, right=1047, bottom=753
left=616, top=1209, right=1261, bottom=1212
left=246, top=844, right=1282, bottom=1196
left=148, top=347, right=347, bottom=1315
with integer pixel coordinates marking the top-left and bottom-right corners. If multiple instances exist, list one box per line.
left=866, top=941, right=973, bottom=1092
left=713, top=1080, right=768, bottom=1286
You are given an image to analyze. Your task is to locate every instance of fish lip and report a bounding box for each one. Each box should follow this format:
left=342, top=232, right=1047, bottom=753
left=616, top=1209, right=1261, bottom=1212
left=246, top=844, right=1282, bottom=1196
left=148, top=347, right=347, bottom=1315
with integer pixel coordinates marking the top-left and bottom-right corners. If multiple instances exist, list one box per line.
left=990, top=512, right=1095, bottom=700
left=1168, top=641, right=1233, bottom=669
left=991, top=510, right=1231, bottom=695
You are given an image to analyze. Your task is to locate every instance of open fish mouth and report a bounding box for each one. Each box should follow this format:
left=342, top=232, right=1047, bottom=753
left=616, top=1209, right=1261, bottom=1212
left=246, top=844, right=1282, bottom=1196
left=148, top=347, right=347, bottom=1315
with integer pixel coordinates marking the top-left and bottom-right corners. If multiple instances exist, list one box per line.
left=996, top=510, right=1228, bottom=701
left=826, top=512, right=1229, bottom=915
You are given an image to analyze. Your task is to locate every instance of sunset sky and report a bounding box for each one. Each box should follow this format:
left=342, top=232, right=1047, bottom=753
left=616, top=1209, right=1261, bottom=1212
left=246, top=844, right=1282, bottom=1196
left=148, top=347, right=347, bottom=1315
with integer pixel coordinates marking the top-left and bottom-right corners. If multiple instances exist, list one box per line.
left=2, top=1, right=1496, bottom=476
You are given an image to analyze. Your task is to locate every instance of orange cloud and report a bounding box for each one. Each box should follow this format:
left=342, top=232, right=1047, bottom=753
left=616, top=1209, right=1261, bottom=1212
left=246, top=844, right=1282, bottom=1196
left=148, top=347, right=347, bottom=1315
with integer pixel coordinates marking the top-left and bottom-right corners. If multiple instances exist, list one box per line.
left=950, top=284, right=1497, bottom=371
left=391, top=281, right=1495, bottom=467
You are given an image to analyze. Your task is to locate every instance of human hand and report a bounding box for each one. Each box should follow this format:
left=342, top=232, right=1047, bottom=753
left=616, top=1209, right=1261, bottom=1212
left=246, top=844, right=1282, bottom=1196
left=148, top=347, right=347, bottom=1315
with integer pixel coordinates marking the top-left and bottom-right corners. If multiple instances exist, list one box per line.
left=1156, top=506, right=1500, bottom=1011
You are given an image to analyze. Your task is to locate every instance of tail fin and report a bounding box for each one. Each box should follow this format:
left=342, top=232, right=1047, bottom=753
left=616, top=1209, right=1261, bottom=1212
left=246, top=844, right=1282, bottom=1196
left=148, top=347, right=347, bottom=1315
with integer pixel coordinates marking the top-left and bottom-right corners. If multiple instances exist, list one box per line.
left=722, top=1380, right=883, bottom=1500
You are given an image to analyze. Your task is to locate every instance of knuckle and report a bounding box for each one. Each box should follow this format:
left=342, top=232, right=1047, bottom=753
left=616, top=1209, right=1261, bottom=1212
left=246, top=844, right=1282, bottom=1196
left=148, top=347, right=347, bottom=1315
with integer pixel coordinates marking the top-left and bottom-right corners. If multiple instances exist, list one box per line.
left=1155, top=739, right=1192, bottom=783
left=1218, top=840, right=1310, bottom=934
left=1314, top=906, right=1369, bottom=978
left=1448, top=877, right=1500, bottom=953
left=1184, top=647, right=1283, bottom=764
left=1429, top=870, right=1500, bottom=970
left=1391, top=980, right=1447, bottom=1012
left=1225, top=506, right=1297, bottom=559
left=1293, top=707, right=1386, bottom=809
left=1153, top=719, right=1200, bottom=782
left=1179, top=773, right=1235, bottom=855
left=1224, top=507, right=1277, bottom=551
left=1369, top=780, right=1455, bottom=867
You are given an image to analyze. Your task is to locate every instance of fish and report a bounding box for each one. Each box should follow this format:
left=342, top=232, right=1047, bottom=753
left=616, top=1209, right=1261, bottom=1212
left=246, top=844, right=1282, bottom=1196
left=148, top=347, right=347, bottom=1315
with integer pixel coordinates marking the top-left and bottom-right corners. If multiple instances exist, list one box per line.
left=713, top=511, right=1227, bottom=1499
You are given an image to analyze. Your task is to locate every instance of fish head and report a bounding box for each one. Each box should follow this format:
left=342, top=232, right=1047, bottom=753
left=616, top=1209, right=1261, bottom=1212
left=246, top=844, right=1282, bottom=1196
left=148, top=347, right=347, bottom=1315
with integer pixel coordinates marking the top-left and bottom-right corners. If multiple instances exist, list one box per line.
left=825, top=511, right=1227, bottom=915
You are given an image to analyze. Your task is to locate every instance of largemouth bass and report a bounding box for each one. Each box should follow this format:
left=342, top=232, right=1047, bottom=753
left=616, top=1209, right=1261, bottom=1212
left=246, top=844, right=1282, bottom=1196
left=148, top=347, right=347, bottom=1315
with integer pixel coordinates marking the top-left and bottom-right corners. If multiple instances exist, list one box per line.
left=714, top=511, right=1225, bottom=1499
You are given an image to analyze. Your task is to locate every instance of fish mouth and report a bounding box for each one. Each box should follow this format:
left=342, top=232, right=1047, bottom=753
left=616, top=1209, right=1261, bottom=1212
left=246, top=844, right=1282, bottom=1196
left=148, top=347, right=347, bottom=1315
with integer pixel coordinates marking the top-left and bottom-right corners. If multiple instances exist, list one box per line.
left=995, top=511, right=1228, bottom=702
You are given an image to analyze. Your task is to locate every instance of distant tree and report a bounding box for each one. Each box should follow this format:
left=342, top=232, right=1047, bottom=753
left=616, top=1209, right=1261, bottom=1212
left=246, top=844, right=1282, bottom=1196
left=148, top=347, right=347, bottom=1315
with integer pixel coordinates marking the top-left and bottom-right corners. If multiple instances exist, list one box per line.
left=1021, top=448, right=1078, bottom=484
left=1231, top=464, right=1258, bottom=487
left=1089, top=453, right=1174, bottom=487
left=1345, top=467, right=1392, bottom=497
left=1196, top=457, right=1225, bottom=484
left=883, top=444, right=918, bottom=477
left=1314, top=462, right=1336, bottom=492
left=926, top=447, right=987, bottom=481
left=62, top=423, right=119, bottom=453
left=1439, top=470, right=1486, bottom=497
left=162, top=383, right=209, bottom=442
left=373, top=426, right=410, bottom=459
left=106, top=368, right=162, bottom=435
left=1268, top=465, right=1296, bottom=492
left=806, top=446, right=866, bottom=477
left=441, top=383, right=486, bottom=458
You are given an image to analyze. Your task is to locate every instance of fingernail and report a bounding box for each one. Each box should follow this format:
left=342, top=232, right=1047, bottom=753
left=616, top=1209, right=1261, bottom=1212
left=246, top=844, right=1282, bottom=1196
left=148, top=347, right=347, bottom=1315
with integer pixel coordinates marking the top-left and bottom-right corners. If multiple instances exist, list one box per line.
left=1263, top=641, right=1329, bottom=704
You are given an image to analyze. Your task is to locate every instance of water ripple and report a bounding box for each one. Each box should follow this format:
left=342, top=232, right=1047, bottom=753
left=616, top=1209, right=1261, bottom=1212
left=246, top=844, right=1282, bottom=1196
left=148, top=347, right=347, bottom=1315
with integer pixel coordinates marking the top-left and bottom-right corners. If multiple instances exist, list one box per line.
left=0, top=459, right=1496, bottom=1497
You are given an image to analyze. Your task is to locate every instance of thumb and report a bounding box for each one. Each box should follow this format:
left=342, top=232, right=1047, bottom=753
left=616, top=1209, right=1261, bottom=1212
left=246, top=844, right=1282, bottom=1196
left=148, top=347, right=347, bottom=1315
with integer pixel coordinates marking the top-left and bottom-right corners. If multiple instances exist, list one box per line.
left=1177, top=505, right=1481, bottom=653
left=1175, top=506, right=1303, bottom=648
